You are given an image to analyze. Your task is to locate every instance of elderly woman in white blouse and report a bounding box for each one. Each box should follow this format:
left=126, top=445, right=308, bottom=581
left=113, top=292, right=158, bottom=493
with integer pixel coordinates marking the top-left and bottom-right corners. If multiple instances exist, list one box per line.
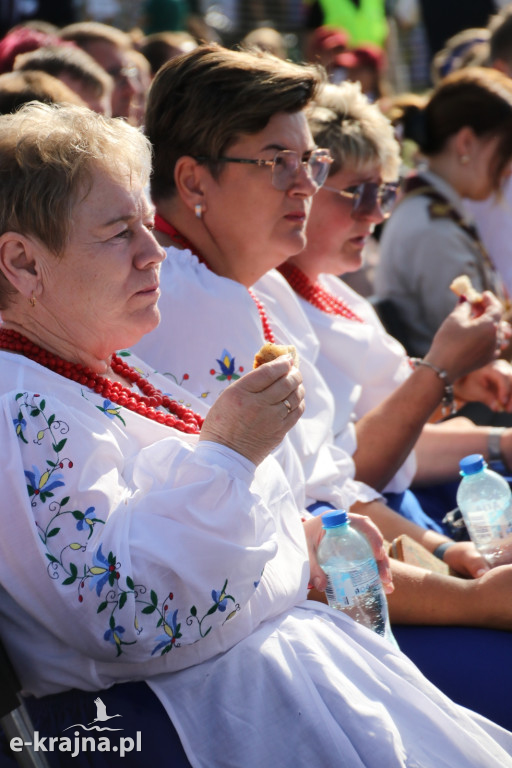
left=1, top=91, right=512, bottom=766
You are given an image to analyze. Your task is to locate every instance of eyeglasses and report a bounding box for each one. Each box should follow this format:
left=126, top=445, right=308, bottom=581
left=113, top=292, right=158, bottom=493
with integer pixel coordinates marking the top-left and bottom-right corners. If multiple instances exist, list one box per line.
left=106, top=64, right=138, bottom=82
left=195, top=149, right=333, bottom=191
left=322, top=181, right=398, bottom=218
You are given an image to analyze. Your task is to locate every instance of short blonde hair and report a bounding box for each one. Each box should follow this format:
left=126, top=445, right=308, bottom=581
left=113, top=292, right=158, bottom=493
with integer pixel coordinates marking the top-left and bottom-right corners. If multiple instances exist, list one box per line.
left=0, top=102, right=151, bottom=307
left=307, top=81, right=400, bottom=182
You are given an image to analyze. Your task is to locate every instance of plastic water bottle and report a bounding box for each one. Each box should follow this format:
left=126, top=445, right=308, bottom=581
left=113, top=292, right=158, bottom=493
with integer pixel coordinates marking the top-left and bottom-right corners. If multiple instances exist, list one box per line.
left=456, top=454, right=512, bottom=567
left=317, top=509, right=396, bottom=645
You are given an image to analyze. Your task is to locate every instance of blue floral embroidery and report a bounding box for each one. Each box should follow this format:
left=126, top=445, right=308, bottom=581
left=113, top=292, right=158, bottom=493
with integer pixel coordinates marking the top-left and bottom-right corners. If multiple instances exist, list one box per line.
left=25, top=465, right=65, bottom=503
left=212, top=588, right=229, bottom=612
left=211, top=349, right=244, bottom=382
left=104, top=624, right=125, bottom=646
left=13, top=391, right=243, bottom=658
left=151, top=608, right=181, bottom=655
left=13, top=413, right=28, bottom=443
left=96, top=399, right=126, bottom=425
left=75, top=507, right=98, bottom=537
left=89, top=544, right=118, bottom=597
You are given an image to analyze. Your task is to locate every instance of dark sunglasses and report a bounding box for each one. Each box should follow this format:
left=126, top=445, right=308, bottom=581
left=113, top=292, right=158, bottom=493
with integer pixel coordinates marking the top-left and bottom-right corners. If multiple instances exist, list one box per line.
left=322, top=181, right=399, bottom=217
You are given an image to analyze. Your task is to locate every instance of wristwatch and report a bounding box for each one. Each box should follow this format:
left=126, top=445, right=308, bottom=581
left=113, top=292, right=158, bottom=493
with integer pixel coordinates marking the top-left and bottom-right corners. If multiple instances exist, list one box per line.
left=488, top=427, right=506, bottom=470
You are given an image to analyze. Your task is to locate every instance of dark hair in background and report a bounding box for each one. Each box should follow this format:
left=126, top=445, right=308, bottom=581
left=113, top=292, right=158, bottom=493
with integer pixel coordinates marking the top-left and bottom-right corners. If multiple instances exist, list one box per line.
left=489, top=6, right=512, bottom=65
left=393, top=67, right=512, bottom=188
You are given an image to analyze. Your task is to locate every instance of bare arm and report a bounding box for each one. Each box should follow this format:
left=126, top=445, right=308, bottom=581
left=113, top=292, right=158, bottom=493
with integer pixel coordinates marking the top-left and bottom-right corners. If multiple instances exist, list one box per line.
left=388, top=559, right=512, bottom=630
left=353, top=294, right=504, bottom=490
left=352, top=499, right=489, bottom=578
left=413, top=419, right=498, bottom=484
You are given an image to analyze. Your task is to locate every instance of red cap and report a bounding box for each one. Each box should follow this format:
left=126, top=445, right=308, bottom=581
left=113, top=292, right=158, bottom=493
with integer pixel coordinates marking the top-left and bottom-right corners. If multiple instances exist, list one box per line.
left=311, top=26, right=348, bottom=53
left=336, top=45, right=385, bottom=71
left=0, top=28, right=73, bottom=74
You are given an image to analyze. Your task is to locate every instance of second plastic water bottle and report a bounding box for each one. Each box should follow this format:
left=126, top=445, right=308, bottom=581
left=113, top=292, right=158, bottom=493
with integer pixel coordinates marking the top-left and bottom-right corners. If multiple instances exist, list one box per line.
left=317, top=509, right=396, bottom=645
left=457, top=453, right=512, bottom=567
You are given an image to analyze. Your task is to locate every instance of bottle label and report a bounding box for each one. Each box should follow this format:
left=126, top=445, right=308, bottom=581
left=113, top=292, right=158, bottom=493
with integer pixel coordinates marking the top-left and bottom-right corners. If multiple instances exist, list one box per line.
left=467, top=506, right=512, bottom=545
left=324, top=557, right=381, bottom=607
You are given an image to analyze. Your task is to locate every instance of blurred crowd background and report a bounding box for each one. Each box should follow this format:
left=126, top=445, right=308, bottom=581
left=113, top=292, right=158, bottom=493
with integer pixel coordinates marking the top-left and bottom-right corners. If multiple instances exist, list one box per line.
left=1, top=0, right=511, bottom=104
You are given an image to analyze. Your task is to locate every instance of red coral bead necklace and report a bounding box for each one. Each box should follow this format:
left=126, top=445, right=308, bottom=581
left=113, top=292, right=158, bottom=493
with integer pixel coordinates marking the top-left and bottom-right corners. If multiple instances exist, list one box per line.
left=278, top=262, right=364, bottom=323
left=154, top=213, right=275, bottom=343
left=0, top=327, right=203, bottom=434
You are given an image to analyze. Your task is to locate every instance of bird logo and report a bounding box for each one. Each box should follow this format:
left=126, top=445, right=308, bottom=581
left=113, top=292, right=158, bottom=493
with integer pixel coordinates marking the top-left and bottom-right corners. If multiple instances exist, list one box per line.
left=88, top=698, right=123, bottom=726
left=63, top=697, right=124, bottom=732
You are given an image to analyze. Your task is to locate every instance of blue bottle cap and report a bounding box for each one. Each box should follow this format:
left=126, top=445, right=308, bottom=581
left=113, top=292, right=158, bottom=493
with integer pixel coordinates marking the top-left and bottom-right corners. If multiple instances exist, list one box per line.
left=322, top=509, right=349, bottom=528
left=459, top=453, right=486, bottom=476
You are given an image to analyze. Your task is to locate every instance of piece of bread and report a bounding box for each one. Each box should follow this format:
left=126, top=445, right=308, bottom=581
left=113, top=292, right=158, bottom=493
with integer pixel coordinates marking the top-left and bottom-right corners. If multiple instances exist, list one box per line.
left=449, top=274, right=483, bottom=304
left=253, top=342, right=299, bottom=369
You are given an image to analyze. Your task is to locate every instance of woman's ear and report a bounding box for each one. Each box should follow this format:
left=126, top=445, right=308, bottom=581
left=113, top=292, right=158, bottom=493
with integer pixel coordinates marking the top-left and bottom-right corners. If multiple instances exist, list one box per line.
left=453, top=125, right=476, bottom=164
left=174, top=156, right=208, bottom=215
left=0, top=233, right=40, bottom=300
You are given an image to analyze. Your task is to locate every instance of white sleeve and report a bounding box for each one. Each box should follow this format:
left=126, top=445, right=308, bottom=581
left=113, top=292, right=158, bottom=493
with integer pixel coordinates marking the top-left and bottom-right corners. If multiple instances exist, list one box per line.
left=0, top=389, right=280, bottom=665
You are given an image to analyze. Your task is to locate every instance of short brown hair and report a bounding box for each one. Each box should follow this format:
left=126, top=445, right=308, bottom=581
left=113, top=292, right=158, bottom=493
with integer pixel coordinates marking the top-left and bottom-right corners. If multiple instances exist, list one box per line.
left=14, top=45, right=113, bottom=98
left=0, top=102, right=151, bottom=308
left=59, top=21, right=133, bottom=52
left=145, top=42, right=323, bottom=202
left=0, top=69, right=84, bottom=114
left=138, top=32, right=197, bottom=77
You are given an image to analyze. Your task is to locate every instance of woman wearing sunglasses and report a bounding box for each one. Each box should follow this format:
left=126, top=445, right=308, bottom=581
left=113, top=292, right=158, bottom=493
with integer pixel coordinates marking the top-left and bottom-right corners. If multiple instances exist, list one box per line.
left=375, top=66, right=512, bottom=357
left=277, top=80, right=512, bottom=518
left=270, top=80, right=512, bottom=729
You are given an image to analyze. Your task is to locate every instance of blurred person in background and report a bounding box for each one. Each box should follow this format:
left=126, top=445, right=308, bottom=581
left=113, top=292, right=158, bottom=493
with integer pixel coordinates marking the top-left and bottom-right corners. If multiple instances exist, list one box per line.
left=375, top=67, right=512, bottom=357
left=0, top=68, right=84, bottom=113
left=241, top=26, right=288, bottom=59
left=0, top=25, right=69, bottom=74
left=305, top=24, right=349, bottom=83
left=430, top=27, right=491, bottom=85
left=60, top=21, right=138, bottom=121
left=336, top=44, right=388, bottom=100
left=418, top=0, right=497, bottom=59
left=463, top=4, right=512, bottom=296
left=125, top=46, right=152, bottom=125
left=138, top=31, right=197, bottom=78
left=13, top=44, right=113, bottom=114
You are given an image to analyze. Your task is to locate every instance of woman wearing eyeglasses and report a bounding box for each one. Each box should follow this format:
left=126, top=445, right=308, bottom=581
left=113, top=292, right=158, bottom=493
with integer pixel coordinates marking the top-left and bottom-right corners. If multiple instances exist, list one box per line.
left=136, top=43, right=495, bottom=544
left=133, top=40, right=512, bottom=670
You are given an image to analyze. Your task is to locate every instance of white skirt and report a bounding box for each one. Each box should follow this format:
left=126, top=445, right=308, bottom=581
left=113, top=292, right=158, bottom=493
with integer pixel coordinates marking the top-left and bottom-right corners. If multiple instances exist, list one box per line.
left=148, top=602, right=512, bottom=767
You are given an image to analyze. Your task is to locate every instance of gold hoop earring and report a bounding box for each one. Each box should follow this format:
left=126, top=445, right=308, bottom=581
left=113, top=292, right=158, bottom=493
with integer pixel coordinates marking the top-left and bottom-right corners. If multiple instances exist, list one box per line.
left=29, top=294, right=36, bottom=308
left=195, top=204, right=203, bottom=220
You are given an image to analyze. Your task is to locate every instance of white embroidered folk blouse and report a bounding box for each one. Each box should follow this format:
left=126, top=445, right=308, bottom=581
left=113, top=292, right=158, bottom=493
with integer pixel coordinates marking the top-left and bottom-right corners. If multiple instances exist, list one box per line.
left=261, top=270, right=417, bottom=494
left=133, top=246, right=381, bottom=512
left=1, top=349, right=512, bottom=767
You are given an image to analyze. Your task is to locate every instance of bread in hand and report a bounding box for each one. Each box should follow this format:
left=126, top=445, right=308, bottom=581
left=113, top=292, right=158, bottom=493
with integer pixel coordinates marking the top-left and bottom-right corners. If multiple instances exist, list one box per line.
left=253, top=342, right=299, bottom=369
left=449, top=275, right=483, bottom=304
